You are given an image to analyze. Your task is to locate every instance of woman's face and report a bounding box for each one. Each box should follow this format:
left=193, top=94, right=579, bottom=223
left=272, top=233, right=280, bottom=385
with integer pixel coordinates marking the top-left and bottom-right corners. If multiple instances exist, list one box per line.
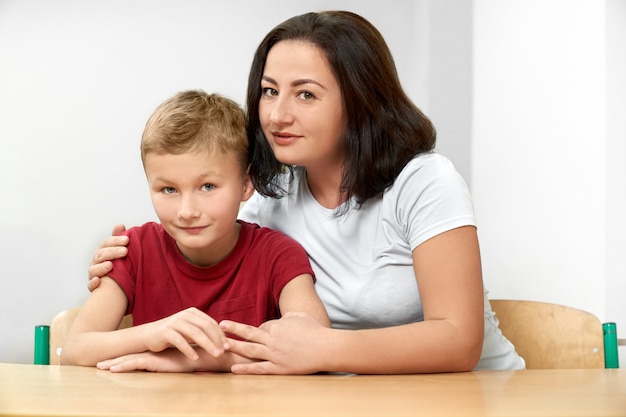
left=259, top=40, right=345, bottom=171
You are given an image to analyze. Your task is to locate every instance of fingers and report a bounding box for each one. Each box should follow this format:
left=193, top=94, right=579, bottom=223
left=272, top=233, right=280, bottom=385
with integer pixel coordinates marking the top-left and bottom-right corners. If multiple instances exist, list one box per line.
left=231, top=361, right=277, bottom=375
left=223, top=337, right=269, bottom=362
left=219, top=320, right=274, bottom=362
left=87, top=276, right=101, bottom=292
left=96, top=358, right=115, bottom=370
left=161, top=330, right=202, bottom=361
left=87, top=260, right=113, bottom=282
left=220, top=320, right=270, bottom=343
left=97, top=356, right=139, bottom=373
left=88, top=236, right=129, bottom=281
left=92, top=241, right=129, bottom=264
left=179, top=309, right=229, bottom=356
left=98, top=349, right=197, bottom=373
left=111, top=224, right=127, bottom=236
left=152, top=308, right=229, bottom=360
left=98, top=353, right=159, bottom=373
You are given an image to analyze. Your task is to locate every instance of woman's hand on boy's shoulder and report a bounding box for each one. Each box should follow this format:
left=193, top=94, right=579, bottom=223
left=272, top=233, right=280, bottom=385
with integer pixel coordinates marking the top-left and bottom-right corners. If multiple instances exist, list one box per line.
left=87, top=224, right=129, bottom=291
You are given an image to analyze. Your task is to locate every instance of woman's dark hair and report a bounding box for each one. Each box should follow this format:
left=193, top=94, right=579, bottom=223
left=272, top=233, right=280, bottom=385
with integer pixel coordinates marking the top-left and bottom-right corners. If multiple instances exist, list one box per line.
left=247, top=10, right=436, bottom=212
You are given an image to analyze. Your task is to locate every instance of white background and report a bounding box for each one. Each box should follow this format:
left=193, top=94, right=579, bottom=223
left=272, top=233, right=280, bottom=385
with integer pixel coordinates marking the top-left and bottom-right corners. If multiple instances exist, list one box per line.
left=1, top=0, right=624, bottom=365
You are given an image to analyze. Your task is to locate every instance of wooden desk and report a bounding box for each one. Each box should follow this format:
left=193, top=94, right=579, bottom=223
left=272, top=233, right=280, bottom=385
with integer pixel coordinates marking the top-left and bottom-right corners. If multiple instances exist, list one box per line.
left=0, top=363, right=624, bottom=416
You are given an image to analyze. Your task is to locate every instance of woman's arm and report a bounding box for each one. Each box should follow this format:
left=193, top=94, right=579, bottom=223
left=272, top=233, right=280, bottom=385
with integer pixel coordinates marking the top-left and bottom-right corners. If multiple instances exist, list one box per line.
left=221, top=226, right=484, bottom=374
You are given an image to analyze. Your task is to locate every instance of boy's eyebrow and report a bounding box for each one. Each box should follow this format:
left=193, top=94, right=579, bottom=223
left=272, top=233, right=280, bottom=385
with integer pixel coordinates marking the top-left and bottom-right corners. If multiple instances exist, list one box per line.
left=150, top=171, right=225, bottom=182
left=262, top=75, right=326, bottom=90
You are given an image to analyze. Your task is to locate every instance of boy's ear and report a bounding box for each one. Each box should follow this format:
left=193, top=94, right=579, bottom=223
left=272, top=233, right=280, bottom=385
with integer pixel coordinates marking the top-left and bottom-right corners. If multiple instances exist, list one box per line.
left=241, top=171, right=255, bottom=201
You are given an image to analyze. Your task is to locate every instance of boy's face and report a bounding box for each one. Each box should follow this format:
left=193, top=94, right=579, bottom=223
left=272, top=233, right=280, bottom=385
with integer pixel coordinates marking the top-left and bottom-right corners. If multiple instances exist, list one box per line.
left=144, top=150, right=254, bottom=267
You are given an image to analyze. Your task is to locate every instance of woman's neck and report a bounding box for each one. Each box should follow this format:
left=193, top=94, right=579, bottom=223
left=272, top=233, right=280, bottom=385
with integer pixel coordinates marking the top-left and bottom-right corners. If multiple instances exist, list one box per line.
left=304, top=166, right=347, bottom=210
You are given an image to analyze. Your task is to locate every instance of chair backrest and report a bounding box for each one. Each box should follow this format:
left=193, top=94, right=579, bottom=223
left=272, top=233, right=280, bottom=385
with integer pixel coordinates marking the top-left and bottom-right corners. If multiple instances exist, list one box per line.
left=490, top=299, right=605, bottom=369
left=49, top=307, right=132, bottom=365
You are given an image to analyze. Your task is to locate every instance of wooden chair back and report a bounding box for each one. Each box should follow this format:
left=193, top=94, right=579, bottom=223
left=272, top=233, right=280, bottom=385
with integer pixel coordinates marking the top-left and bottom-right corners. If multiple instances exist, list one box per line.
left=490, top=299, right=605, bottom=369
left=49, top=307, right=132, bottom=365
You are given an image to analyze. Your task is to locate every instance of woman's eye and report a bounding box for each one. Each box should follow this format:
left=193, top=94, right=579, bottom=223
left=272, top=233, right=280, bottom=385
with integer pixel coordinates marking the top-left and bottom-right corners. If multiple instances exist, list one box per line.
left=262, top=87, right=277, bottom=96
left=202, top=184, right=215, bottom=191
left=162, top=187, right=176, bottom=195
left=298, top=91, right=315, bottom=100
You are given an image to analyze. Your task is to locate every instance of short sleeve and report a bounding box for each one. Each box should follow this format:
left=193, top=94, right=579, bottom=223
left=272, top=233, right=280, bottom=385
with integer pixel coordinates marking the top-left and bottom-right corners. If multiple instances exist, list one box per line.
left=390, top=154, right=476, bottom=250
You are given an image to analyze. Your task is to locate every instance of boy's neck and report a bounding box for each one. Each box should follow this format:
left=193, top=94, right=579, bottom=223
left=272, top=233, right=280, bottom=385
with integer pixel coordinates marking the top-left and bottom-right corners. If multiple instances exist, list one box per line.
left=175, top=222, right=241, bottom=268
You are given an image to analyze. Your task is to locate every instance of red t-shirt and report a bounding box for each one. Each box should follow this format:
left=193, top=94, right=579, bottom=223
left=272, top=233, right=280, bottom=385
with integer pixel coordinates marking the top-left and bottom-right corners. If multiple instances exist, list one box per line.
left=109, top=221, right=314, bottom=327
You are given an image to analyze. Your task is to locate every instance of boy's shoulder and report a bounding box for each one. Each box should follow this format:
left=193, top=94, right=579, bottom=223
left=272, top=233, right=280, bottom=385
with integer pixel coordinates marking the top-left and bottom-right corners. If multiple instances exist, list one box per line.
left=237, top=221, right=310, bottom=272
left=238, top=220, right=302, bottom=248
left=121, top=222, right=170, bottom=253
left=122, top=222, right=163, bottom=239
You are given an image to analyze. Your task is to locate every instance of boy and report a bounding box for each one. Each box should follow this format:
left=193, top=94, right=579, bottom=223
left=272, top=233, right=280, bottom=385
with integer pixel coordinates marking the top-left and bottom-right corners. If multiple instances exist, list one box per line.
left=62, top=90, right=329, bottom=372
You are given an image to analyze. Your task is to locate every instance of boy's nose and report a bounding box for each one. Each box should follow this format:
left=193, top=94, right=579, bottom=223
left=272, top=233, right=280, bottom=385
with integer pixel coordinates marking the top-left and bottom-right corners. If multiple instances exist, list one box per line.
left=178, top=195, right=201, bottom=220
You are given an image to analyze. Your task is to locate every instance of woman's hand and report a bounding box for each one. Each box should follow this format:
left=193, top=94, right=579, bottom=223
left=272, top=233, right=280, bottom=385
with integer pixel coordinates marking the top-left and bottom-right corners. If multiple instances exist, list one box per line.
left=220, top=312, right=331, bottom=375
left=87, top=224, right=129, bottom=292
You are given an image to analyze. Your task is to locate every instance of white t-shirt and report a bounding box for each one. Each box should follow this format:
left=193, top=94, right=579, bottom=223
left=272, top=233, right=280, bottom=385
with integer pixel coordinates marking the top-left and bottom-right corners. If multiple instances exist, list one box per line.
left=239, top=152, right=525, bottom=370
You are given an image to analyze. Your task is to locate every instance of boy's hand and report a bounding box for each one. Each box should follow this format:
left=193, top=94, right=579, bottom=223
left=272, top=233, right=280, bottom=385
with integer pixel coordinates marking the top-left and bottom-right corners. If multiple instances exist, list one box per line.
left=97, top=347, right=254, bottom=373
left=97, top=349, right=195, bottom=373
left=143, top=307, right=229, bottom=360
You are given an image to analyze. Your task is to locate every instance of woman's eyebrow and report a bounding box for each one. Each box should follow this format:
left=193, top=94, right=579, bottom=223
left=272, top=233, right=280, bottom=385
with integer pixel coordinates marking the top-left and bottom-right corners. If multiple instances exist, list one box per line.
left=262, top=75, right=326, bottom=90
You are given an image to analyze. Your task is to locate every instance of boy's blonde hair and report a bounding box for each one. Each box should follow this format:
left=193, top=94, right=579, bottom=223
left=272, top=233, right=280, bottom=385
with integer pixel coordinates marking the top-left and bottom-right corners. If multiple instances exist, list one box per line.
left=141, top=90, right=248, bottom=172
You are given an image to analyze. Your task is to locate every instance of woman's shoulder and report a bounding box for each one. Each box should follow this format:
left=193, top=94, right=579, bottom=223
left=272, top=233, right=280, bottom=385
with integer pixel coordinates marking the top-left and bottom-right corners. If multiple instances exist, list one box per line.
left=393, top=152, right=468, bottom=191
left=402, top=152, right=458, bottom=174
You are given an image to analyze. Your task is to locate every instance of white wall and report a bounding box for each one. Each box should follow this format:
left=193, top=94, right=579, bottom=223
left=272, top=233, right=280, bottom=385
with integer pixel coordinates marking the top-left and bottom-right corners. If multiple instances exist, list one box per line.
left=606, top=0, right=626, bottom=365
left=0, top=0, right=431, bottom=364
left=473, top=0, right=626, bottom=363
left=1, top=0, right=623, bottom=366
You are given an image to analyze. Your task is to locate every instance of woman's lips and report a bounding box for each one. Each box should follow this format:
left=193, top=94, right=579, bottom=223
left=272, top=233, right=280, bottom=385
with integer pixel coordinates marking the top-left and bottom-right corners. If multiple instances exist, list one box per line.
left=272, top=131, right=300, bottom=146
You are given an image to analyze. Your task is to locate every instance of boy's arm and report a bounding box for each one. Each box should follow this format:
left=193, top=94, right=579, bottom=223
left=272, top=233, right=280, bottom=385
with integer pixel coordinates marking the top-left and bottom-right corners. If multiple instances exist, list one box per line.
left=277, top=274, right=330, bottom=326
left=60, top=277, right=136, bottom=366
left=94, top=274, right=328, bottom=373
left=62, top=277, right=230, bottom=367
left=213, top=275, right=329, bottom=375
left=96, top=347, right=254, bottom=373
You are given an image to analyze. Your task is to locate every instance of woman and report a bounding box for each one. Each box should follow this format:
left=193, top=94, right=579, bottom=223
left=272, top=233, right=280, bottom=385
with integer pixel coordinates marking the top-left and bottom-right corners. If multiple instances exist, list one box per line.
left=88, top=11, right=525, bottom=374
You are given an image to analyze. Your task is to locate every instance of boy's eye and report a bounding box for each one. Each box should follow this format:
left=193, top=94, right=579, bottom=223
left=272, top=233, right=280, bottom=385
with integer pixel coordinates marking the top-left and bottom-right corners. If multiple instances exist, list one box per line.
left=162, top=187, right=176, bottom=195
left=202, top=184, right=215, bottom=191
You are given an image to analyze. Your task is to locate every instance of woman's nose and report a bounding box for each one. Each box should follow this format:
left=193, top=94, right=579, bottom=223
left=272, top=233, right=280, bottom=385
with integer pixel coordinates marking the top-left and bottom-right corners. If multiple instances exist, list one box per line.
left=268, top=96, right=294, bottom=125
